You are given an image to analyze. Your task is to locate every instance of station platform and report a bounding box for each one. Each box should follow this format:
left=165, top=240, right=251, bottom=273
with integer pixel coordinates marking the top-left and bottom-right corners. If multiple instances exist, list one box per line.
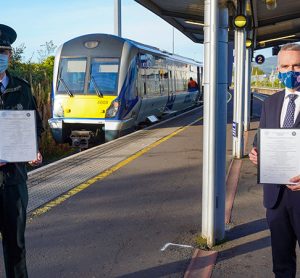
left=0, top=105, right=207, bottom=277
left=0, top=93, right=292, bottom=277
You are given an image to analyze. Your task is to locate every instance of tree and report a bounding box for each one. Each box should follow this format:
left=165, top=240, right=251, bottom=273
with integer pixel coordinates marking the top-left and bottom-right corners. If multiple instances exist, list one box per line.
left=252, top=66, right=264, bottom=75
left=37, top=40, right=57, bottom=62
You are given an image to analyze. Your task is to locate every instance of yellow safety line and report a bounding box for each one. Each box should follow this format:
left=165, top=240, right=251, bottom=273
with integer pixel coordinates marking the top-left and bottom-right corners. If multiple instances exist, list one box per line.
left=30, top=116, right=204, bottom=219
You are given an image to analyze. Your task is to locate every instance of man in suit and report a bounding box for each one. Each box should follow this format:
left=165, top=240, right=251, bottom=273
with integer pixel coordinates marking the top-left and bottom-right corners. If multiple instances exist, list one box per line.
left=249, top=43, right=300, bottom=277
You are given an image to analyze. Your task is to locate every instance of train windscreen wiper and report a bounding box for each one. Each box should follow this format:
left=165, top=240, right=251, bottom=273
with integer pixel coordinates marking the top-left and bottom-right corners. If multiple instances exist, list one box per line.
left=91, top=76, right=103, bottom=98
left=58, top=77, right=73, bottom=97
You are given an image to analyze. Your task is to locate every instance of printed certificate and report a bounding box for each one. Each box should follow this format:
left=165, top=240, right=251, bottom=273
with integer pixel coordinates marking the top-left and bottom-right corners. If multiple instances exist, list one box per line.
left=0, top=110, right=37, bottom=162
left=258, top=128, right=300, bottom=184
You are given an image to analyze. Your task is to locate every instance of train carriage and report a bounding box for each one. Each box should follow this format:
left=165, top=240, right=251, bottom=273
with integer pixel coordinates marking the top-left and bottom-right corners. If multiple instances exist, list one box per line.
left=48, top=34, right=202, bottom=147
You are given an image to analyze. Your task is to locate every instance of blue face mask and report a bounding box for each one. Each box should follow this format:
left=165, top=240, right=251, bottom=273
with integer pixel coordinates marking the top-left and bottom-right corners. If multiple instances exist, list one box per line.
left=278, top=71, right=300, bottom=89
left=0, top=54, right=8, bottom=74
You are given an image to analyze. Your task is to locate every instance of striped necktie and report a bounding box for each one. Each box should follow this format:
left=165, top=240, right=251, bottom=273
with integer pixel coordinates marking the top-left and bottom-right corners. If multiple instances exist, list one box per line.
left=283, top=94, right=298, bottom=128
left=0, top=82, right=3, bottom=93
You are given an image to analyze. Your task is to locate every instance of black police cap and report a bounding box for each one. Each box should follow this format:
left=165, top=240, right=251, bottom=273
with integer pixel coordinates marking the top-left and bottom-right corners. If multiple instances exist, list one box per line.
left=0, top=24, right=17, bottom=50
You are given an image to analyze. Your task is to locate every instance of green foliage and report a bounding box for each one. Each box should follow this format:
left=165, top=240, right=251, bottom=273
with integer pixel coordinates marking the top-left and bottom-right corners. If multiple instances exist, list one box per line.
left=252, top=66, right=265, bottom=75
left=251, top=78, right=284, bottom=89
left=11, top=43, right=26, bottom=64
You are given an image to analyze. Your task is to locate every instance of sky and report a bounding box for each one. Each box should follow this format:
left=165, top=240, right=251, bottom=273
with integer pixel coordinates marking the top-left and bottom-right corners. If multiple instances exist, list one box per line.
left=2, top=0, right=271, bottom=62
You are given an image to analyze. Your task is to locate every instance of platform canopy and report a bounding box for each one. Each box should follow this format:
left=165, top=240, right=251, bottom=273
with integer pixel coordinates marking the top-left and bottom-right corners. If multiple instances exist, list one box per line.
left=135, top=0, right=300, bottom=49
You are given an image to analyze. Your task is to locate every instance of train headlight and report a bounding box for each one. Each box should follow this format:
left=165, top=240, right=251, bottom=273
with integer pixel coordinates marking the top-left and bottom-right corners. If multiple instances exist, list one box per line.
left=53, top=102, right=64, bottom=117
left=105, top=100, right=120, bottom=118
left=84, top=41, right=99, bottom=49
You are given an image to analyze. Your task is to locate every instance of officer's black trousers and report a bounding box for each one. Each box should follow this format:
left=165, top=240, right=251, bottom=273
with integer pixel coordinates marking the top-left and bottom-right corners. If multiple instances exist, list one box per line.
left=0, top=183, right=28, bottom=278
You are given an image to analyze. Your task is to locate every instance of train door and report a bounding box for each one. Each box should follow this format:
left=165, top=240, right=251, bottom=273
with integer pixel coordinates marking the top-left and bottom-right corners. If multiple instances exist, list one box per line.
left=169, top=69, right=174, bottom=95
left=166, top=67, right=176, bottom=111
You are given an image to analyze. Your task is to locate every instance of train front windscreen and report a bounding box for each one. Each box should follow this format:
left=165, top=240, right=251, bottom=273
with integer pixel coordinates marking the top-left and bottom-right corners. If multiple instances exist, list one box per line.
left=57, top=57, right=119, bottom=96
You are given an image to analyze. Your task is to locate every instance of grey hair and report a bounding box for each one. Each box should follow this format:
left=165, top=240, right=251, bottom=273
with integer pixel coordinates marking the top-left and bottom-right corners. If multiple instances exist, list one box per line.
left=280, top=43, right=300, bottom=52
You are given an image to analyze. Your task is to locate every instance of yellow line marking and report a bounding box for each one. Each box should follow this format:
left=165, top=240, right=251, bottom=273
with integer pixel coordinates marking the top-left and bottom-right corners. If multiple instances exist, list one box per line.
left=30, top=116, right=204, bottom=219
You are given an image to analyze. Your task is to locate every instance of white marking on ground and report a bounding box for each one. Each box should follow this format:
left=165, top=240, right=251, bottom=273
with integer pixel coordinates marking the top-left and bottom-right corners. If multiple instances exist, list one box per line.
left=160, top=243, right=193, bottom=251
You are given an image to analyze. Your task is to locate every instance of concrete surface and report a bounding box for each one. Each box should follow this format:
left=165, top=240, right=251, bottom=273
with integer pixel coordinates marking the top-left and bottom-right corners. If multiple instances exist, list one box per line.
left=25, top=122, right=204, bottom=278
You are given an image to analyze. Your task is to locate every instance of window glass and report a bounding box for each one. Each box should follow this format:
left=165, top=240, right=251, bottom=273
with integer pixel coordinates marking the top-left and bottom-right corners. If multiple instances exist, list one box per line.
left=138, top=53, right=169, bottom=97
left=57, top=58, right=87, bottom=94
left=89, top=58, right=119, bottom=95
left=160, top=70, right=169, bottom=95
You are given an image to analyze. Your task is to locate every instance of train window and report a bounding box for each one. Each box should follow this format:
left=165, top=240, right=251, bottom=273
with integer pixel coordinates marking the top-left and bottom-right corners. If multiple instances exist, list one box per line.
left=88, top=58, right=119, bottom=95
left=57, top=58, right=87, bottom=94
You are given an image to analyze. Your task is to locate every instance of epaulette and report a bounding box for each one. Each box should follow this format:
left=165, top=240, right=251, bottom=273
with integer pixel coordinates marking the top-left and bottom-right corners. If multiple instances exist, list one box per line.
left=14, top=76, right=31, bottom=87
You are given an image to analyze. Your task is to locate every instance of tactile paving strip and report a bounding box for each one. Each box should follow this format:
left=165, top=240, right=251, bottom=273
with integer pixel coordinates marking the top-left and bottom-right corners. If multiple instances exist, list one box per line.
left=27, top=106, right=203, bottom=213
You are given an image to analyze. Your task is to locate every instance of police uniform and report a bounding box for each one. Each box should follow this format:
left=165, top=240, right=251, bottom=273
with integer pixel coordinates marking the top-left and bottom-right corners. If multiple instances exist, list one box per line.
left=0, top=24, right=43, bottom=278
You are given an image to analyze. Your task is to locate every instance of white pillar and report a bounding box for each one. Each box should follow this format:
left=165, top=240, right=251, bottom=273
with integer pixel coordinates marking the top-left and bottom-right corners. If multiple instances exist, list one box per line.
left=202, top=0, right=228, bottom=247
left=232, top=15, right=246, bottom=158
left=114, top=0, right=122, bottom=37
left=244, top=48, right=252, bottom=132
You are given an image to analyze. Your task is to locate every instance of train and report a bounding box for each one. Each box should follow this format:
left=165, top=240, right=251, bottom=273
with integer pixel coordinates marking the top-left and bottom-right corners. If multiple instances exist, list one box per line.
left=48, top=34, right=203, bottom=148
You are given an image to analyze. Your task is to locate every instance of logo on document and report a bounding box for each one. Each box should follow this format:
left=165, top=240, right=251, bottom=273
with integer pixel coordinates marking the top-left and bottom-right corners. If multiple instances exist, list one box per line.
left=16, top=103, right=23, bottom=110
left=292, top=131, right=296, bottom=136
left=26, top=113, right=31, bottom=117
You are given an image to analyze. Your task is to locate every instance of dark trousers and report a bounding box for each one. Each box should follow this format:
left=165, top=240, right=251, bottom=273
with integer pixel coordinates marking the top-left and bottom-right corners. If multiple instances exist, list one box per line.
left=0, top=182, right=28, bottom=278
left=267, top=187, right=300, bottom=278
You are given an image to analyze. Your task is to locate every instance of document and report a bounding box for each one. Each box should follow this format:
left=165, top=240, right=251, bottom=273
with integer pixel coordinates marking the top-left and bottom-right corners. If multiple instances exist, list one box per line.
left=259, top=128, right=300, bottom=184
left=0, top=110, right=37, bottom=162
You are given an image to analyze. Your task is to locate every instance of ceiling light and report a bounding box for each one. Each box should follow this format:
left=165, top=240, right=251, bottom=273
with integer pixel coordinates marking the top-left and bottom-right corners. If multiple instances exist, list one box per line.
left=265, top=0, right=277, bottom=10
left=185, top=20, right=204, bottom=26
left=258, top=35, right=296, bottom=45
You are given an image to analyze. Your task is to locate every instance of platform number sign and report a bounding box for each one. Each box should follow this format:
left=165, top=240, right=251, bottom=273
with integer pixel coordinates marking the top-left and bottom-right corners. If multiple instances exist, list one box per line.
left=255, top=54, right=265, bottom=65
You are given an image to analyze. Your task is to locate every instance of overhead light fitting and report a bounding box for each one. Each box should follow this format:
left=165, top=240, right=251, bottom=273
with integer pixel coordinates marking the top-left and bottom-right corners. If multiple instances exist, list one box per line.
left=233, top=15, right=248, bottom=29
left=246, top=2, right=252, bottom=14
left=258, top=35, right=296, bottom=46
left=264, top=0, right=277, bottom=10
left=185, top=20, right=204, bottom=26
left=246, top=39, right=252, bottom=48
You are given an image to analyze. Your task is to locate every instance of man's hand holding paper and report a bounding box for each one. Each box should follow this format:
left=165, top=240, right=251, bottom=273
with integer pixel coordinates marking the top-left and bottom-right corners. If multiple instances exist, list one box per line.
left=286, top=175, right=300, bottom=191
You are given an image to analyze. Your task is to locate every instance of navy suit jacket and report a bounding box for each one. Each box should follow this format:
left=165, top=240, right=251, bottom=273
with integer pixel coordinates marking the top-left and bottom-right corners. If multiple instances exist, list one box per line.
left=255, top=90, right=300, bottom=209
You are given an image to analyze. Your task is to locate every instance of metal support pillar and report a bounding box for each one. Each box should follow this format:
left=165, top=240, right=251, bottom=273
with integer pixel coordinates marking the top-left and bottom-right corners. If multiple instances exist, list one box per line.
left=202, top=0, right=228, bottom=247
left=232, top=18, right=246, bottom=158
left=114, top=0, right=122, bottom=37
left=244, top=48, right=252, bottom=132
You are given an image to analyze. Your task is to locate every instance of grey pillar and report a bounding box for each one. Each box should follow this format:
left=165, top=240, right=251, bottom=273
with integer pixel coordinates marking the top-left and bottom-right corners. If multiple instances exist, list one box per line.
left=232, top=18, right=246, bottom=158
left=244, top=48, right=252, bottom=132
left=114, top=0, right=122, bottom=37
left=202, top=0, right=228, bottom=247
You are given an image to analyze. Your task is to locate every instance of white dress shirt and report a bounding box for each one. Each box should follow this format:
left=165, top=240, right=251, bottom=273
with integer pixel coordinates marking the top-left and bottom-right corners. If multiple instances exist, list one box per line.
left=280, top=89, right=300, bottom=127
left=0, top=73, right=9, bottom=93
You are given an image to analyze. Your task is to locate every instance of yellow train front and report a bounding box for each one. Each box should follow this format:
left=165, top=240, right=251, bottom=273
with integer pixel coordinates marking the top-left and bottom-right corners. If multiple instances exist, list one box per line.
left=49, top=34, right=202, bottom=147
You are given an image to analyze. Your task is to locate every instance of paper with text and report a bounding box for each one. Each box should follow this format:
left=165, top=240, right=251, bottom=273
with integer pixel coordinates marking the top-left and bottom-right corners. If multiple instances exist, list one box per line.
left=259, top=128, right=300, bottom=184
left=0, top=110, right=37, bottom=162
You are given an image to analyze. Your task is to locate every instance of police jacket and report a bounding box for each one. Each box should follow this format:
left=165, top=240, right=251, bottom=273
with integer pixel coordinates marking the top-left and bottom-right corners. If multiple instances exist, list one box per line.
left=0, top=71, right=44, bottom=185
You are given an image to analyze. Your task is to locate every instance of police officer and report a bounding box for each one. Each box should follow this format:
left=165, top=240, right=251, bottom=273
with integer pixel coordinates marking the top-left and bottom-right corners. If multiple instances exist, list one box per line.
left=0, top=24, right=43, bottom=278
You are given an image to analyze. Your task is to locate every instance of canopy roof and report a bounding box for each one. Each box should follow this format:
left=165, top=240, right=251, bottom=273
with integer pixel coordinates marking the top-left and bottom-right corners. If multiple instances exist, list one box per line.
left=135, top=0, right=300, bottom=49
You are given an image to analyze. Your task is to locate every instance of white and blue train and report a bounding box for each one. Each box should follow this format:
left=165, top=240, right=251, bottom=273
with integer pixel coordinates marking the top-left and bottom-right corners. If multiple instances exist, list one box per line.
left=48, top=34, right=202, bottom=146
